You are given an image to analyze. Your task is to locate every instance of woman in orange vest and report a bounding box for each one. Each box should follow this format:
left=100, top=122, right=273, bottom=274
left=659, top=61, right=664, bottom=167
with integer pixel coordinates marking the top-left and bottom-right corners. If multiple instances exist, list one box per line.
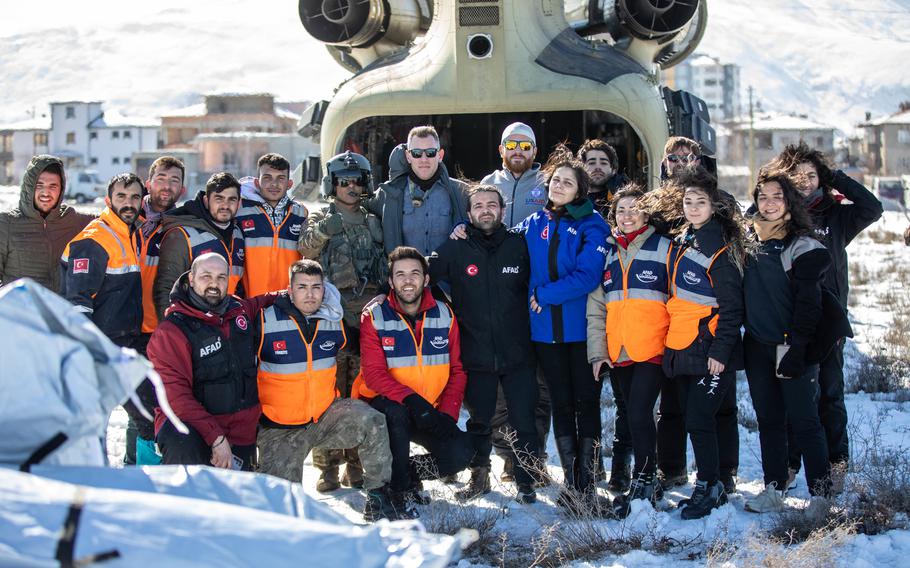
left=648, top=167, right=750, bottom=520
left=586, top=184, right=673, bottom=519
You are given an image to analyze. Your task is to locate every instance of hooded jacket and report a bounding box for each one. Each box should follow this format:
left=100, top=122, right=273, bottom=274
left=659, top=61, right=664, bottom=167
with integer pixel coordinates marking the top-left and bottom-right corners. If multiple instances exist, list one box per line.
left=366, top=143, right=468, bottom=255
left=153, top=191, right=245, bottom=320
left=480, top=164, right=547, bottom=227
left=148, top=272, right=278, bottom=446
left=517, top=200, right=610, bottom=343
left=0, top=155, right=94, bottom=290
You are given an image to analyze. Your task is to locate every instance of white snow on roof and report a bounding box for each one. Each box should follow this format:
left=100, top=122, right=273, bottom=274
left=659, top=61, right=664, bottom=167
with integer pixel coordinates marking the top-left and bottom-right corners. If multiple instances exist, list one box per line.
left=0, top=116, right=51, bottom=131
left=864, top=110, right=910, bottom=127
left=751, top=114, right=834, bottom=131
left=689, top=54, right=721, bottom=67
left=194, top=132, right=301, bottom=140
left=88, top=109, right=158, bottom=128
left=160, top=103, right=207, bottom=118
left=275, top=107, right=301, bottom=120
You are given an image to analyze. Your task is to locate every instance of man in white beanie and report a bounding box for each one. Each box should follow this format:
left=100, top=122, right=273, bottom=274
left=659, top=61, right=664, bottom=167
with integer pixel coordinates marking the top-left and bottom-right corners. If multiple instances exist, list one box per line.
left=480, top=122, right=547, bottom=227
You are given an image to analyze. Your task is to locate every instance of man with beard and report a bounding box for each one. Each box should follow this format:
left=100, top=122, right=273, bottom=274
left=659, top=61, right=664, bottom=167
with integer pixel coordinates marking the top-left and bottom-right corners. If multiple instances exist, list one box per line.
left=354, top=246, right=473, bottom=515
left=480, top=122, right=547, bottom=227
left=578, top=139, right=629, bottom=216
left=428, top=185, right=539, bottom=504
left=60, top=173, right=144, bottom=349
left=147, top=253, right=279, bottom=469
left=771, top=142, right=882, bottom=491
left=153, top=172, right=245, bottom=321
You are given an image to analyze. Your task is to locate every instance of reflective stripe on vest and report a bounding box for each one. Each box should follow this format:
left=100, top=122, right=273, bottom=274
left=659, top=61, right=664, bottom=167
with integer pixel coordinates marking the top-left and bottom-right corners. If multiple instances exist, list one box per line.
left=665, top=244, right=727, bottom=350
left=179, top=225, right=245, bottom=294
left=257, top=304, right=345, bottom=425
left=357, top=300, right=453, bottom=406
left=140, top=224, right=165, bottom=332
left=237, top=204, right=306, bottom=296
left=601, top=231, right=671, bottom=363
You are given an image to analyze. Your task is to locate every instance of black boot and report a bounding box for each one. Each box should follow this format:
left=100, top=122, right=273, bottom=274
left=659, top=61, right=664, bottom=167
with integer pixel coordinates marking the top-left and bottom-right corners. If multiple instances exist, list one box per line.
left=680, top=479, right=727, bottom=520
left=576, top=438, right=612, bottom=516
left=554, top=435, right=579, bottom=512
left=612, top=471, right=663, bottom=519
left=455, top=467, right=491, bottom=502
left=607, top=452, right=632, bottom=493
left=719, top=469, right=737, bottom=495
left=515, top=481, right=537, bottom=504
left=363, top=486, right=400, bottom=522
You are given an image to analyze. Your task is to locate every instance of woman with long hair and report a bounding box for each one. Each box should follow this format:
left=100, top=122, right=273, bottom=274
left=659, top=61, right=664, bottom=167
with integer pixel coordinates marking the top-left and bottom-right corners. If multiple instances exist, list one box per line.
left=586, top=184, right=673, bottom=519
left=645, top=167, right=748, bottom=519
left=741, top=168, right=831, bottom=513
left=517, top=145, right=610, bottom=514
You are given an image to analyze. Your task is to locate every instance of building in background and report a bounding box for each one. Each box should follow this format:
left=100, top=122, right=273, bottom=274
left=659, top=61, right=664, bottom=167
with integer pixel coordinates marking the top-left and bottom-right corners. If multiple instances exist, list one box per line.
left=0, top=116, right=50, bottom=185
left=666, top=54, right=741, bottom=121
left=859, top=104, right=910, bottom=177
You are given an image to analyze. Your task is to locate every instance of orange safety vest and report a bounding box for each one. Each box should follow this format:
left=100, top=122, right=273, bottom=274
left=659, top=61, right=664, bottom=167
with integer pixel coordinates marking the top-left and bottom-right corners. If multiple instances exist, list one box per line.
left=257, top=303, right=346, bottom=425
left=176, top=225, right=245, bottom=295
left=665, top=243, right=728, bottom=351
left=602, top=231, right=672, bottom=363
left=236, top=201, right=307, bottom=296
left=354, top=300, right=454, bottom=406
left=139, top=223, right=165, bottom=333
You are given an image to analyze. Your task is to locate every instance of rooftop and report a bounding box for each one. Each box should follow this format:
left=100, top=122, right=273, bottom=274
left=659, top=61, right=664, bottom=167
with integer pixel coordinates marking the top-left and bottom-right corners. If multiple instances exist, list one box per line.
left=861, top=109, right=910, bottom=126
left=88, top=109, right=159, bottom=128
left=0, top=116, right=51, bottom=131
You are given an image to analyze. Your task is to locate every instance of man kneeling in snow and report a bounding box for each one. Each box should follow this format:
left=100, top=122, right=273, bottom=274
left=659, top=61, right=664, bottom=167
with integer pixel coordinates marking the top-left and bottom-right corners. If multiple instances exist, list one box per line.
left=256, top=259, right=400, bottom=521
left=147, top=253, right=278, bottom=471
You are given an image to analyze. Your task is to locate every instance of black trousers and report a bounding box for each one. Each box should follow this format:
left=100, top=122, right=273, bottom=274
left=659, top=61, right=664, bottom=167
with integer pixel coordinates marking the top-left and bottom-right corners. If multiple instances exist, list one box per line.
left=491, top=367, right=551, bottom=459
left=744, top=334, right=830, bottom=495
left=676, top=371, right=737, bottom=483
left=612, top=362, right=664, bottom=475
left=463, top=367, right=539, bottom=485
left=788, top=339, right=849, bottom=470
left=658, top=371, right=739, bottom=477
left=534, top=342, right=603, bottom=442
left=608, top=369, right=633, bottom=461
left=370, top=396, right=473, bottom=492
left=156, top=419, right=255, bottom=471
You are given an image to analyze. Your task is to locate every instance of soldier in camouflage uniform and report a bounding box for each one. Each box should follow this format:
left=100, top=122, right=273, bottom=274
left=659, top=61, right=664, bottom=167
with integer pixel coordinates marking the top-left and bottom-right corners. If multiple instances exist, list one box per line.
left=298, top=151, right=388, bottom=493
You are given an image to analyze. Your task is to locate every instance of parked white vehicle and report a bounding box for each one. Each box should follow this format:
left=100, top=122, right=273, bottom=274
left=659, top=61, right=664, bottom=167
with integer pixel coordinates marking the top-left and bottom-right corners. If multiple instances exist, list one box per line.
left=68, top=170, right=106, bottom=203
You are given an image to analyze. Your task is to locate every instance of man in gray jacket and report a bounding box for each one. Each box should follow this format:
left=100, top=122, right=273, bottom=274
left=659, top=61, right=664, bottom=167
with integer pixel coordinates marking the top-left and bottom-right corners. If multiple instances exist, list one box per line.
left=368, top=126, right=468, bottom=256
left=480, top=122, right=547, bottom=227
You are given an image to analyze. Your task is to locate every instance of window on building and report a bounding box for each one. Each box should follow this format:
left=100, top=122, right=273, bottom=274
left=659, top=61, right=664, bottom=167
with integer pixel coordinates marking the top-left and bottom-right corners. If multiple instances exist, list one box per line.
left=898, top=128, right=910, bottom=145
left=756, top=133, right=773, bottom=149
left=1, top=134, right=12, bottom=152
left=111, top=131, right=120, bottom=139
left=90, top=157, right=98, bottom=165
left=705, top=79, right=717, bottom=86
left=34, top=132, right=48, bottom=146
left=65, top=106, right=75, bottom=119
left=123, top=156, right=131, bottom=164
left=124, top=130, right=132, bottom=139
left=90, top=132, right=98, bottom=140
left=66, top=132, right=76, bottom=145
left=815, top=136, right=825, bottom=148
left=112, top=157, right=120, bottom=165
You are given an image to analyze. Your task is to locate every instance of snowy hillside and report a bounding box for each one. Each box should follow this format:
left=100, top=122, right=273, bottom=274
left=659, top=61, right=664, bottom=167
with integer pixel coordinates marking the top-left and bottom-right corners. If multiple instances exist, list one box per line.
left=1, top=1, right=907, bottom=132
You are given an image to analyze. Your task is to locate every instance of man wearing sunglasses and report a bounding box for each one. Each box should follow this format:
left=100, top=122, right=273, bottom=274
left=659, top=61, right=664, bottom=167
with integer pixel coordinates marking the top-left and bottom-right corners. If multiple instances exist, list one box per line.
left=480, top=122, right=547, bottom=227
left=661, top=136, right=703, bottom=180
left=369, top=125, right=468, bottom=256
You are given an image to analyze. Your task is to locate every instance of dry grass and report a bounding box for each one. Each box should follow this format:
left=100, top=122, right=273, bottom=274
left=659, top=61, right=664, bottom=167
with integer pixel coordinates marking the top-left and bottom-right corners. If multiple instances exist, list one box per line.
left=865, top=226, right=902, bottom=245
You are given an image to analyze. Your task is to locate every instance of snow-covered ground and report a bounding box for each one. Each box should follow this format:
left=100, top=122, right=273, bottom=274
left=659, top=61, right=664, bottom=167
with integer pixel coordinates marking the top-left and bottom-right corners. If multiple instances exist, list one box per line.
left=89, top=206, right=910, bottom=566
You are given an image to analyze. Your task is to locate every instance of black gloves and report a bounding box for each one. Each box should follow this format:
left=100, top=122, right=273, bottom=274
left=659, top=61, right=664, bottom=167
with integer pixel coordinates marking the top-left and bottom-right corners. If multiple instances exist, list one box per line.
left=777, top=343, right=807, bottom=379
left=319, top=213, right=344, bottom=236
left=403, top=394, right=458, bottom=437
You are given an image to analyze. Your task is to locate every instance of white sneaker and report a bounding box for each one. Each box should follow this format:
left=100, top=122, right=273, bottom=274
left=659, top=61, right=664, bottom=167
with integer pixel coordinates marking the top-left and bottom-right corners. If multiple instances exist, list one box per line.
left=745, top=482, right=786, bottom=513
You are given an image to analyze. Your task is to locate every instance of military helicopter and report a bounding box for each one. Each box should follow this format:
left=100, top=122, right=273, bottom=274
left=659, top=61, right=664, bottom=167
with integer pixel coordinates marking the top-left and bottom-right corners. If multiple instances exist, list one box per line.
left=296, top=0, right=713, bottom=189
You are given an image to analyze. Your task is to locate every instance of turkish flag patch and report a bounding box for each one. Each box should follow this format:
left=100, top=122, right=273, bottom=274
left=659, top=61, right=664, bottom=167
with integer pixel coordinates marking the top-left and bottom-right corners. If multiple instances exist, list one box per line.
left=73, top=258, right=90, bottom=274
left=465, top=264, right=479, bottom=277
left=272, top=340, right=287, bottom=354
left=381, top=337, right=395, bottom=350
left=242, top=219, right=255, bottom=230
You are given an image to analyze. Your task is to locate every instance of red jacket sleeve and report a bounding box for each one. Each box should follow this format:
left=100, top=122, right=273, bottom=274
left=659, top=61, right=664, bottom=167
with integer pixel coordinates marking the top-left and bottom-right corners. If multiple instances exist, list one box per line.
left=148, top=320, right=224, bottom=445
left=238, top=290, right=280, bottom=315
left=435, top=316, right=467, bottom=420
left=359, top=310, right=417, bottom=403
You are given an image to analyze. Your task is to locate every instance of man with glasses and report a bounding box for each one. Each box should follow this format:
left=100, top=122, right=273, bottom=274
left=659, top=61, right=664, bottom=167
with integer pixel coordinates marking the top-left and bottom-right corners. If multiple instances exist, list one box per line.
left=235, top=153, right=308, bottom=297
left=299, top=151, right=387, bottom=493
left=370, top=126, right=468, bottom=256
left=480, top=122, right=547, bottom=227
left=661, top=136, right=703, bottom=181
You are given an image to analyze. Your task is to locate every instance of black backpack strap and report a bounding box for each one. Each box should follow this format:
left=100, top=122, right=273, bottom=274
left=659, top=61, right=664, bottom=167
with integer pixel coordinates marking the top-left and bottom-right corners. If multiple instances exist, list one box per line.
left=19, top=432, right=68, bottom=472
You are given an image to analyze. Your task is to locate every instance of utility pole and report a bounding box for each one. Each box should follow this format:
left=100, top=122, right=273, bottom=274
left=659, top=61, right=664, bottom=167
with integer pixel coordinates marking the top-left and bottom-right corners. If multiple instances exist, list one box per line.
left=748, top=86, right=755, bottom=189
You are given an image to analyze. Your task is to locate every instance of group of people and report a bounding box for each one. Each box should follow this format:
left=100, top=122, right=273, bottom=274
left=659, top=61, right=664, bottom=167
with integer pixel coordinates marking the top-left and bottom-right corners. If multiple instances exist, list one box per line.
left=0, top=119, right=884, bottom=523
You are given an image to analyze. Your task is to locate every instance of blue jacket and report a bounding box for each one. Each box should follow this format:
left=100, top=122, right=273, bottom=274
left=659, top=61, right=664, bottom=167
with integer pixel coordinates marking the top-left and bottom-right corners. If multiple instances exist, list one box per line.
left=517, top=200, right=609, bottom=343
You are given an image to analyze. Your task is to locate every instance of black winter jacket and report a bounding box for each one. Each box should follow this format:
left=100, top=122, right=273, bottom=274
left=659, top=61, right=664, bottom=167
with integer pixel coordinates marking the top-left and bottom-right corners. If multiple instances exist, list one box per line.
left=428, top=223, right=534, bottom=373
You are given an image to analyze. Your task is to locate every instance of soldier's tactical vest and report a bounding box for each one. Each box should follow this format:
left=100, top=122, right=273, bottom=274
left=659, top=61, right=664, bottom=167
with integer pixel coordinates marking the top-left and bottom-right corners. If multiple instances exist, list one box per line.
left=175, top=225, right=245, bottom=295
left=602, top=231, right=672, bottom=362
left=236, top=201, right=307, bottom=296
left=318, top=205, right=387, bottom=293
left=257, top=304, right=346, bottom=425
left=355, top=300, right=454, bottom=406
left=167, top=309, right=259, bottom=415
left=665, top=243, right=728, bottom=351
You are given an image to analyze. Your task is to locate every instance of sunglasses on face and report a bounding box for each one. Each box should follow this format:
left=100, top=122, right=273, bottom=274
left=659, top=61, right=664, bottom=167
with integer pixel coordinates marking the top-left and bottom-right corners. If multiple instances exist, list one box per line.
left=336, top=178, right=362, bottom=188
left=666, top=154, right=698, bottom=164
left=408, top=148, right=439, bottom=159
left=503, top=139, right=534, bottom=152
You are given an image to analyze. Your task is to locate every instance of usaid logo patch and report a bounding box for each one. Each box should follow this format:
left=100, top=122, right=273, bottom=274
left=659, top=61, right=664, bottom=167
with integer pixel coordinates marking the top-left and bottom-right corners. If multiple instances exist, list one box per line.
left=527, top=186, right=546, bottom=205
left=466, top=264, right=479, bottom=277
left=273, top=340, right=287, bottom=355
left=319, top=340, right=336, bottom=351
left=73, top=258, right=90, bottom=274
left=241, top=219, right=255, bottom=231
left=235, top=315, right=248, bottom=330
left=289, top=223, right=302, bottom=236
left=199, top=337, right=222, bottom=357
left=683, top=270, right=701, bottom=286
left=502, top=266, right=519, bottom=274
left=430, top=336, right=449, bottom=349
left=382, top=336, right=395, bottom=351
left=635, top=270, right=658, bottom=284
